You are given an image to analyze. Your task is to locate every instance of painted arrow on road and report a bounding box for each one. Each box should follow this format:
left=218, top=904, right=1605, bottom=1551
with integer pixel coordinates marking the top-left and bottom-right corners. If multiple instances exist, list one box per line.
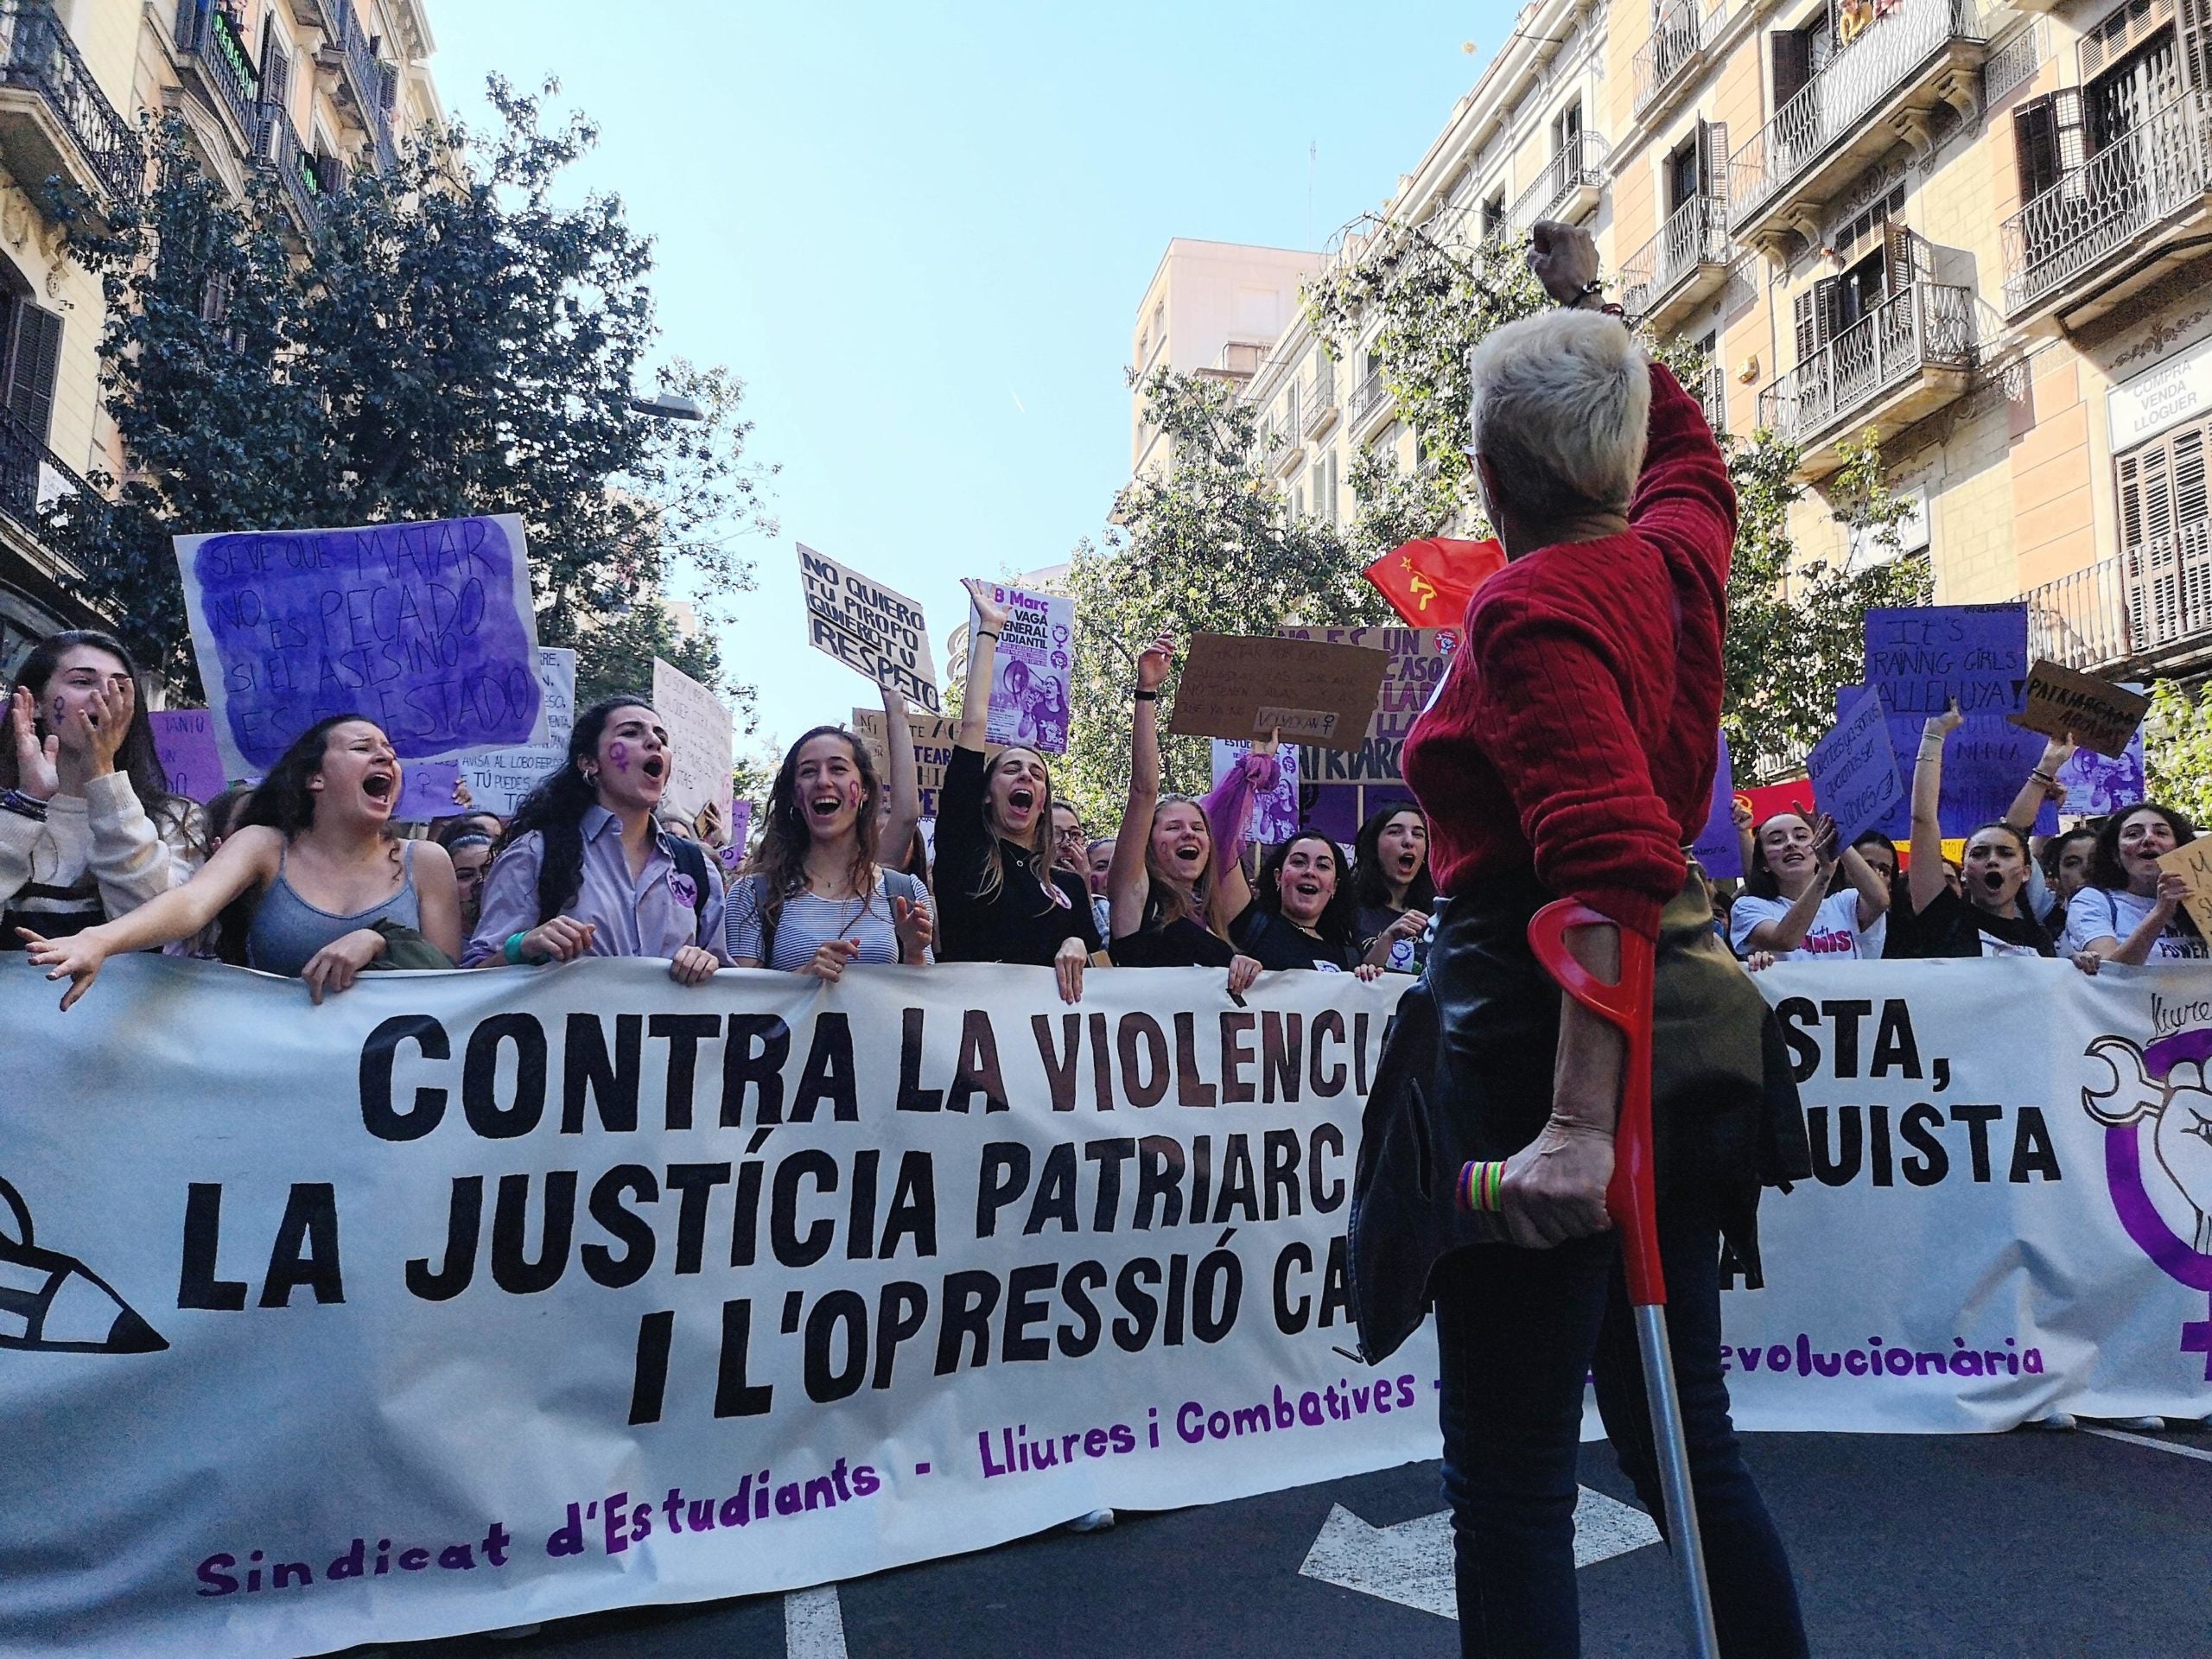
left=1298, top=1486, right=1662, bottom=1618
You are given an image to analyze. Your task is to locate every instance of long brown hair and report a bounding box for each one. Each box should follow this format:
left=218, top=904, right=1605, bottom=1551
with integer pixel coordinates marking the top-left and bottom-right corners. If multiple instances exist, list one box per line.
left=957, top=745, right=1058, bottom=911
left=744, top=726, right=884, bottom=933
left=3, top=629, right=194, bottom=840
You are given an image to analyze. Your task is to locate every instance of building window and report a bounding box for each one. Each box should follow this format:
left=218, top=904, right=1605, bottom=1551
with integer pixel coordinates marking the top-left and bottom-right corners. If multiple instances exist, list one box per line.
left=1554, top=99, right=1583, bottom=156
left=2012, top=91, right=2084, bottom=203
left=2085, top=19, right=2182, bottom=151
left=1666, top=136, right=1700, bottom=210
left=3, top=298, right=62, bottom=442
left=1795, top=222, right=1925, bottom=359
left=1481, top=190, right=1505, bottom=239
left=2116, top=416, right=2209, bottom=567
left=1324, top=451, right=1339, bottom=524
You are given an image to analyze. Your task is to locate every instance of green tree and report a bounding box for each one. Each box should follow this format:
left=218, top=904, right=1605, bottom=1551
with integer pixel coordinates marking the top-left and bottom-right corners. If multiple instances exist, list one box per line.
left=2145, top=678, right=2212, bottom=823
left=48, top=79, right=772, bottom=714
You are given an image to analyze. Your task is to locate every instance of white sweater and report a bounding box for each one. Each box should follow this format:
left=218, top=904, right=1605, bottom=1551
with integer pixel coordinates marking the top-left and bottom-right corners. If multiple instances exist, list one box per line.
left=0, top=772, right=201, bottom=941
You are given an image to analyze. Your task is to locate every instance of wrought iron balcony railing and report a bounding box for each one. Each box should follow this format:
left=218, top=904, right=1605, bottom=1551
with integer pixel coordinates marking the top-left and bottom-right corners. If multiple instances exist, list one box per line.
left=1510, top=132, right=1606, bottom=230
left=1347, top=369, right=1391, bottom=435
left=0, top=2, right=137, bottom=203
left=1620, top=194, right=1730, bottom=320
left=1756, top=280, right=1975, bottom=446
left=2001, top=93, right=2212, bottom=317
left=1302, top=366, right=1337, bottom=436
left=1634, top=0, right=1726, bottom=116
left=0, top=402, right=86, bottom=569
left=2022, top=543, right=2212, bottom=675
left=172, top=0, right=261, bottom=143
left=314, top=0, right=396, bottom=171
left=1728, top=0, right=1984, bottom=227
left=256, top=100, right=323, bottom=237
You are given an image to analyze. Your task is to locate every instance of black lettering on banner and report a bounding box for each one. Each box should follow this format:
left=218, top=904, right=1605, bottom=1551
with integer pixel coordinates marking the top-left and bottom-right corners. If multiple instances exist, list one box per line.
left=178, top=1182, right=248, bottom=1310
left=1220, top=1012, right=1257, bottom=1104
left=770, top=1148, right=837, bottom=1268
left=898, top=1007, right=943, bottom=1112
left=874, top=1281, right=929, bottom=1389
left=1897, top=1104, right=1948, bottom=1186
left=1777, top=996, right=1821, bottom=1081
left=1262, top=1129, right=1302, bottom=1221
left=563, top=1014, right=641, bottom=1135
left=583, top=1165, right=659, bottom=1288
left=665, top=1163, right=732, bottom=1274
left=2010, top=1106, right=2061, bottom=1181
left=1214, top=1136, right=1258, bottom=1224
left=1951, top=1103, right=2001, bottom=1181
left=1118, top=1014, right=1170, bottom=1108
left=1001, top=1262, right=1056, bottom=1362
left=648, top=1014, right=721, bottom=1131
left=950, top=1011, right=1007, bottom=1114
left=1173, top=1014, right=1217, bottom=1109
left=935, top=1269, right=999, bottom=1374
left=847, top=1148, right=880, bottom=1261
left=1088, top=1012, right=1115, bottom=1109
left=1086, top=1139, right=1135, bottom=1231
left=1058, top=1261, right=1106, bottom=1357
left=1134, top=1135, right=1185, bottom=1229
left=359, top=1014, right=449, bottom=1141
left=722, top=1015, right=790, bottom=1125
left=1871, top=1001, right=1923, bottom=1078
left=1274, top=1241, right=1314, bottom=1334
left=463, top=1014, right=548, bottom=1139
left=1261, top=1011, right=1302, bottom=1103
left=976, top=1143, right=1028, bottom=1240
left=490, top=1171, right=575, bottom=1293
left=715, top=1298, right=773, bottom=1417
left=629, top=1308, right=674, bottom=1426
left=1033, top=1014, right=1081, bottom=1111
left=259, top=1183, right=344, bottom=1306
left=1310, top=1010, right=1347, bottom=1096
left=1309, top=1122, right=1346, bottom=1212
left=804, top=1288, right=870, bottom=1402
left=407, top=1178, right=483, bottom=1300
left=1026, top=1143, right=1078, bottom=1236
left=791, top=1014, right=857, bottom=1122
left=880, top=1151, right=938, bottom=1259
left=1113, top=1257, right=1160, bottom=1351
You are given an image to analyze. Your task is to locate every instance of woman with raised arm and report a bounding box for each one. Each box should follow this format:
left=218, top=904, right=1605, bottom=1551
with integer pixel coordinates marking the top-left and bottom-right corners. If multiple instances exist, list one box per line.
left=1728, top=810, right=1888, bottom=961
left=2, top=630, right=200, bottom=950
left=874, top=683, right=922, bottom=889
left=726, top=722, right=932, bottom=980
left=464, top=696, right=727, bottom=986
left=2062, top=801, right=2209, bottom=966
left=1102, top=632, right=1263, bottom=997
left=1351, top=223, right=1808, bottom=1656
left=20, top=717, right=461, bottom=1007
left=1900, top=702, right=2061, bottom=959
left=1351, top=802, right=1436, bottom=974
left=931, top=580, right=1097, bottom=1003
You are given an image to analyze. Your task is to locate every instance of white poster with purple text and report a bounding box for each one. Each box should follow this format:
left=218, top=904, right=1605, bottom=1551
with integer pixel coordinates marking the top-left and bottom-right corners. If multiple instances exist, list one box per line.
left=969, top=582, right=1073, bottom=753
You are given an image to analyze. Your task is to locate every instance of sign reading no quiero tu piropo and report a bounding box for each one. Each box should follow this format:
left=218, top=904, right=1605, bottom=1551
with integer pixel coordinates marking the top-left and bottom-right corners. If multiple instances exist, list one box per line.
left=175, top=515, right=549, bottom=779
left=798, top=543, right=942, bottom=715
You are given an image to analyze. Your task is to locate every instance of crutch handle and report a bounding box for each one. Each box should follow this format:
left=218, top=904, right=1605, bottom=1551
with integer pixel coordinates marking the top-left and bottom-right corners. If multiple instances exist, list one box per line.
left=1528, top=899, right=1664, bottom=1307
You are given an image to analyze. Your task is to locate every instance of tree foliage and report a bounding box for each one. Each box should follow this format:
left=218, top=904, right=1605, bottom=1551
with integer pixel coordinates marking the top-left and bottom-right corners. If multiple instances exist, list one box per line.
left=2145, top=678, right=2212, bottom=824
left=48, top=79, right=773, bottom=714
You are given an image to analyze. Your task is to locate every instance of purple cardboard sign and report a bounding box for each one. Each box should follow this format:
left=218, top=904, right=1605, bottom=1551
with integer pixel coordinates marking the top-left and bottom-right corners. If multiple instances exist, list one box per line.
left=717, top=800, right=753, bottom=870
left=1839, top=688, right=2060, bottom=840
left=1691, top=732, right=1742, bottom=880
left=1808, top=685, right=1904, bottom=846
left=1863, top=604, right=2030, bottom=719
left=393, top=760, right=462, bottom=822
left=148, top=709, right=226, bottom=803
left=175, top=514, right=546, bottom=776
left=2056, top=722, right=2147, bottom=817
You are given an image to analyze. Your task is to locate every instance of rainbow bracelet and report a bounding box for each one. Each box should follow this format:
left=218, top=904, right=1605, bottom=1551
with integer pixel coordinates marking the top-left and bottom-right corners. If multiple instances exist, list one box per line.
left=1457, top=1160, right=1507, bottom=1214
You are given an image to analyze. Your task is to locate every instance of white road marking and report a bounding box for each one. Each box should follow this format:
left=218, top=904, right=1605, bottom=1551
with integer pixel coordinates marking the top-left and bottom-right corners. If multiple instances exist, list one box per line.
left=2082, top=1426, right=2212, bottom=1464
left=1298, top=1486, right=1662, bottom=1619
left=785, top=1583, right=849, bottom=1659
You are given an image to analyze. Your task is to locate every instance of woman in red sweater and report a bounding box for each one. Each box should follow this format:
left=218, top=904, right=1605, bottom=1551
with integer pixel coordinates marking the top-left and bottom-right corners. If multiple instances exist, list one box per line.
left=1351, top=224, right=1808, bottom=1657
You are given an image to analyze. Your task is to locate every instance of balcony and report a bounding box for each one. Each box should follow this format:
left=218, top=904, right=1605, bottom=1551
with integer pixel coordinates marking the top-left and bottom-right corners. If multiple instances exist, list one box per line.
left=1620, top=195, right=1732, bottom=334
left=2000, top=95, right=2212, bottom=327
left=0, top=404, right=86, bottom=574
left=1302, top=369, right=1338, bottom=438
left=1755, top=280, right=1975, bottom=474
left=2023, top=545, right=2212, bottom=677
left=173, top=0, right=261, bottom=149
left=1727, top=0, right=1986, bottom=254
left=1347, top=369, right=1393, bottom=440
left=256, top=102, right=324, bottom=239
left=315, top=0, right=397, bottom=171
left=1636, top=0, right=1727, bottom=120
left=0, top=3, right=137, bottom=210
left=1510, top=132, right=1606, bottom=231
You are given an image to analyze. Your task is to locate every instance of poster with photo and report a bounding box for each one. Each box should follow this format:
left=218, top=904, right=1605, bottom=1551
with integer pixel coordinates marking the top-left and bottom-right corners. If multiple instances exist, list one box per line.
left=969, top=582, right=1073, bottom=754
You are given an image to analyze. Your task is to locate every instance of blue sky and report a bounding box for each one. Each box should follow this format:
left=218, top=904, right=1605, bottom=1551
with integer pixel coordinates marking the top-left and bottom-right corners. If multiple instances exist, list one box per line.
left=428, top=2, right=1503, bottom=761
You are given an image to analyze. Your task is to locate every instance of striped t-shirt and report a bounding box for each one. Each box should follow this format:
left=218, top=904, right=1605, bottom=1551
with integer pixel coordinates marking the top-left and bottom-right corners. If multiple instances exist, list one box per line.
left=726, top=869, right=932, bottom=970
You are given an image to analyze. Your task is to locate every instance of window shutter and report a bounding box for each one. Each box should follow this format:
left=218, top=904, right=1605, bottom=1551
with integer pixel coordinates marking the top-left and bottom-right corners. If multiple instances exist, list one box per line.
left=1773, top=29, right=1813, bottom=105
left=1884, top=220, right=1916, bottom=296
left=4, top=302, right=62, bottom=443
left=1325, top=451, right=1339, bottom=524
left=1794, top=287, right=1817, bottom=359
left=258, top=19, right=290, bottom=107
left=1813, top=276, right=1840, bottom=350
left=2014, top=92, right=2060, bottom=199
left=2183, top=0, right=2212, bottom=91
left=2053, top=86, right=2088, bottom=169
left=1700, top=119, right=1730, bottom=194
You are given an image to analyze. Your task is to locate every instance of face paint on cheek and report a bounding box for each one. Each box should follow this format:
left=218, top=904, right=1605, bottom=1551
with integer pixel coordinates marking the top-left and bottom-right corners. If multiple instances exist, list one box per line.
left=609, top=741, right=629, bottom=773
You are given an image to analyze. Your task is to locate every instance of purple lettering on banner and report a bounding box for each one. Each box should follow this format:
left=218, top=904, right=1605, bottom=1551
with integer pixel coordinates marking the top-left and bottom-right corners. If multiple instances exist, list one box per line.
left=177, top=515, right=543, bottom=772
left=393, top=760, right=461, bottom=822
left=1692, top=731, right=1742, bottom=880
left=148, top=709, right=226, bottom=803
left=1863, top=604, right=2031, bottom=721
left=1807, top=686, right=1904, bottom=846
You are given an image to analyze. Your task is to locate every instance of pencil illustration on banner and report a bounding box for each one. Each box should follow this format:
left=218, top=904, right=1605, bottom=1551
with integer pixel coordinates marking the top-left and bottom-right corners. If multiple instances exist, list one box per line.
left=0, top=1176, right=167, bottom=1355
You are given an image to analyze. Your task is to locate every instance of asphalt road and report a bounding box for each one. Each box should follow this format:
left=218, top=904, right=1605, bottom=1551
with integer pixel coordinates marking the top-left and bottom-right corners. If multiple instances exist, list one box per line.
left=344, top=1421, right=2212, bottom=1659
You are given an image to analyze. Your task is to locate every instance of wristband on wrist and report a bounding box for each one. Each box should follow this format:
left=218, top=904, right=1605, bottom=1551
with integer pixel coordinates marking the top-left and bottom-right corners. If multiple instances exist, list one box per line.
left=975, top=629, right=999, bottom=642
left=0, top=787, right=48, bottom=821
left=1134, top=688, right=1159, bottom=702
left=504, top=931, right=533, bottom=966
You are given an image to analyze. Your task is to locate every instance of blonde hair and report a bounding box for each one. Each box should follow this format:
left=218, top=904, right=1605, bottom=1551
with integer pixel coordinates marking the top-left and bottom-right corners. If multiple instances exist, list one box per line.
left=1467, top=309, right=1651, bottom=521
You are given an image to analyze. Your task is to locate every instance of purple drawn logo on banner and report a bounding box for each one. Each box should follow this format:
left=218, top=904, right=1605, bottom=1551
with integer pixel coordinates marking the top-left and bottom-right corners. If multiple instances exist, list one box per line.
left=1807, top=685, right=1904, bottom=847
left=148, top=709, right=226, bottom=803
left=1692, top=732, right=1742, bottom=880
left=178, top=516, right=543, bottom=772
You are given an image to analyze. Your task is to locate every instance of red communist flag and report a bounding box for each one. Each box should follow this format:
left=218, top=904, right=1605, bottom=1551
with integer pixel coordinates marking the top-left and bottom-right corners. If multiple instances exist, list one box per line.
left=1364, top=537, right=1508, bottom=627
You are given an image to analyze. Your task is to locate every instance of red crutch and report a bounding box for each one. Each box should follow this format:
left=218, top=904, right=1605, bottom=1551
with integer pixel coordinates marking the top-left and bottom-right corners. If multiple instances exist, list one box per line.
left=1526, top=899, right=1721, bottom=1659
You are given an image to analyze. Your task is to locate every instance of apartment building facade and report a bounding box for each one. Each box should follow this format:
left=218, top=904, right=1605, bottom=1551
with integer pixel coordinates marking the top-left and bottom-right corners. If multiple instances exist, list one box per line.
left=0, top=0, right=442, bottom=680
left=1159, top=0, right=2212, bottom=707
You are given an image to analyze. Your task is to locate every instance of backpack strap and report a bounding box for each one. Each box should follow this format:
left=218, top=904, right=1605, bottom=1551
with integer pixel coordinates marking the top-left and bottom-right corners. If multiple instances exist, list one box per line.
left=668, top=836, right=713, bottom=938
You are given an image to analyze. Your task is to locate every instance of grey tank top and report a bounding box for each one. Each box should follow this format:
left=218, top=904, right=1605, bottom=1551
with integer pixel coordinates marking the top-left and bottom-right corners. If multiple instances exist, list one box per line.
left=247, top=841, right=421, bottom=976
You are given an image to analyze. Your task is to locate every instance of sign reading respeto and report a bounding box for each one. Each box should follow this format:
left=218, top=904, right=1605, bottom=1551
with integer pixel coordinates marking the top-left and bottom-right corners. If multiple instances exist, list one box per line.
left=798, top=543, right=941, bottom=715
left=174, top=514, right=547, bottom=780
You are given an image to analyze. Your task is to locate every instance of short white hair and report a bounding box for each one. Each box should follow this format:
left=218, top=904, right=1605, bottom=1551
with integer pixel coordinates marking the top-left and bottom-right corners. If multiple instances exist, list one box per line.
left=1466, top=310, right=1651, bottom=520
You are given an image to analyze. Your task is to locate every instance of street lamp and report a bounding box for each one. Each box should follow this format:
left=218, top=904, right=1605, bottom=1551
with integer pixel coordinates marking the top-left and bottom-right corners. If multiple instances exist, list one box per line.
left=630, top=391, right=705, bottom=422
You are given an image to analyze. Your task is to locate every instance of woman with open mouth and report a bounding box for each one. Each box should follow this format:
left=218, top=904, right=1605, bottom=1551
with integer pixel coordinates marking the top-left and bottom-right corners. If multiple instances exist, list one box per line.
left=462, top=696, right=728, bottom=985
left=934, top=581, right=1099, bottom=1004
left=1898, top=702, right=2064, bottom=961
left=1728, top=809, right=1889, bottom=962
left=20, top=716, right=462, bottom=1007
left=1101, top=632, right=1263, bottom=997
left=1351, top=803, right=1437, bottom=974
left=724, top=722, right=932, bottom=980
left=1231, top=831, right=1382, bottom=977
left=2062, top=798, right=2209, bottom=966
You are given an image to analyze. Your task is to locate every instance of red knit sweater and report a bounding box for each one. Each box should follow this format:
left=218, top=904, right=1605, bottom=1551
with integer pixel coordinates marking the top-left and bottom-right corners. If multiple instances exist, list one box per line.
left=1402, top=361, right=1732, bottom=941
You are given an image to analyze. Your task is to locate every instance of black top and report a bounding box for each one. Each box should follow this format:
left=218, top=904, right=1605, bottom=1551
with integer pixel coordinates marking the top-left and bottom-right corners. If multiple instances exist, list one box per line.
left=1234, top=904, right=1359, bottom=972
left=933, top=745, right=1101, bottom=966
left=1903, top=887, right=2056, bottom=959
left=1355, top=901, right=1429, bottom=974
left=1109, top=909, right=1235, bottom=968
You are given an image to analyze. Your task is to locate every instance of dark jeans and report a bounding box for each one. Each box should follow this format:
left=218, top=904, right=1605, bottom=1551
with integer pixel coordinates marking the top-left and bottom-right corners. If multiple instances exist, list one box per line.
left=1433, top=1192, right=1808, bottom=1658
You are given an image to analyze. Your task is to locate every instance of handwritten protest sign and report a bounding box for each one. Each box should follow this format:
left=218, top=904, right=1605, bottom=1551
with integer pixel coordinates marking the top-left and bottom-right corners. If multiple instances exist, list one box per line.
left=460, top=648, right=577, bottom=817
left=1808, top=684, right=1904, bottom=845
left=1211, top=740, right=1301, bottom=844
left=651, top=658, right=734, bottom=822
left=1169, top=634, right=1389, bottom=753
left=1692, top=731, right=1743, bottom=880
left=1863, top=604, right=2030, bottom=719
left=2010, top=660, right=2150, bottom=757
left=851, top=709, right=994, bottom=821
left=969, top=582, right=1072, bottom=753
left=717, top=800, right=753, bottom=871
left=1274, top=626, right=1457, bottom=842
left=175, top=515, right=546, bottom=778
left=147, top=709, right=226, bottom=802
left=798, top=543, right=941, bottom=715
left=393, top=760, right=461, bottom=822
left=2158, top=840, right=2212, bottom=939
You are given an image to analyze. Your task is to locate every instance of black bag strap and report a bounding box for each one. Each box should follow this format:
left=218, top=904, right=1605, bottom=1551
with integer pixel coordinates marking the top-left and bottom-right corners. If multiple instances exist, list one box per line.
left=668, top=836, right=713, bottom=937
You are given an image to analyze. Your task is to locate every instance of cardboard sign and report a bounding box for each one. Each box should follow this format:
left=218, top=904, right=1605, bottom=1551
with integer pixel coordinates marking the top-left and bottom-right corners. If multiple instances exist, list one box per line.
left=2158, top=840, right=2212, bottom=940
left=393, top=760, right=462, bottom=822
left=1807, top=685, right=1904, bottom=846
left=2008, top=660, right=2151, bottom=758
left=651, top=658, right=734, bottom=822
left=1691, top=731, right=1743, bottom=880
left=1211, top=740, right=1301, bottom=844
left=147, top=709, right=227, bottom=803
left=798, top=543, right=941, bottom=715
left=1863, top=605, right=2030, bottom=720
left=717, top=800, right=753, bottom=871
left=852, top=709, right=999, bottom=822
left=1168, top=634, right=1389, bottom=754
left=174, top=515, right=546, bottom=778
left=1274, top=626, right=1458, bottom=784
left=457, top=648, right=576, bottom=817
left=969, top=582, right=1073, bottom=754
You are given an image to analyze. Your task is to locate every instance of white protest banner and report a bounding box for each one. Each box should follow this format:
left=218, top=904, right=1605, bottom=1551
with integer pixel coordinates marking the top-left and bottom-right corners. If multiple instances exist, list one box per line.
left=4, top=957, right=2209, bottom=1657
left=1211, top=740, right=1300, bottom=844
left=968, top=582, right=1073, bottom=753
left=798, top=543, right=942, bottom=714
left=652, top=658, right=734, bottom=821
left=461, top=648, right=578, bottom=816
left=175, top=516, right=547, bottom=779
